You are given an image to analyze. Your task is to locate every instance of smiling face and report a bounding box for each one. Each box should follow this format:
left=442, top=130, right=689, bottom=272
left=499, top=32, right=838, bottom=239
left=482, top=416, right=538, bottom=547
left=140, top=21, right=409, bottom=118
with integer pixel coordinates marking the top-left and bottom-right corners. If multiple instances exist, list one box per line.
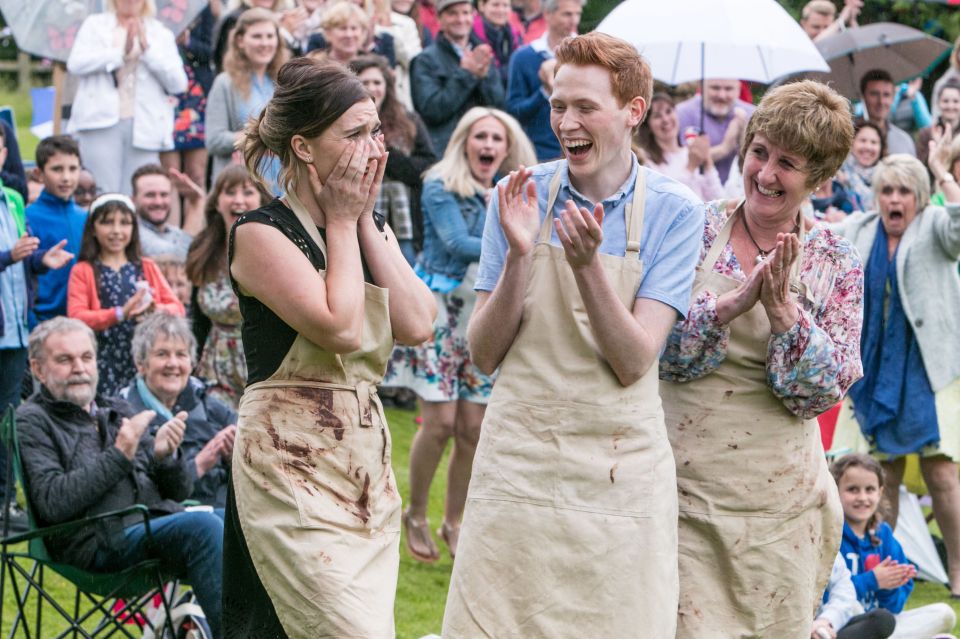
left=742, top=133, right=811, bottom=225
left=551, top=64, right=644, bottom=187
left=704, top=79, right=740, bottom=118
left=852, top=125, right=883, bottom=168
left=297, top=99, right=384, bottom=185
left=358, top=66, right=387, bottom=110
left=237, top=20, right=279, bottom=71
left=138, top=334, right=193, bottom=408
left=94, top=208, right=134, bottom=259
left=837, top=465, right=881, bottom=534
left=939, top=86, right=960, bottom=126
left=648, top=99, right=679, bottom=147
left=133, top=174, right=173, bottom=227
left=479, top=0, right=512, bottom=26
left=217, top=180, right=263, bottom=230
left=32, top=330, right=98, bottom=408
left=327, top=18, right=367, bottom=61
left=863, top=79, right=894, bottom=124
left=465, top=115, right=509, bottom=187
left=438, top=3, right=474, bottom=44
left=877, top=181, right=918, bottom=238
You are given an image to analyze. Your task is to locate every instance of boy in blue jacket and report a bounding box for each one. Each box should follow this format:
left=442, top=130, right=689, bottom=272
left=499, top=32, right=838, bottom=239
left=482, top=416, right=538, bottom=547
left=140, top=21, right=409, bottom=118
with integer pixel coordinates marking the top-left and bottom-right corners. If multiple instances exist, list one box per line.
left=24, top=136, right=86, bottom=326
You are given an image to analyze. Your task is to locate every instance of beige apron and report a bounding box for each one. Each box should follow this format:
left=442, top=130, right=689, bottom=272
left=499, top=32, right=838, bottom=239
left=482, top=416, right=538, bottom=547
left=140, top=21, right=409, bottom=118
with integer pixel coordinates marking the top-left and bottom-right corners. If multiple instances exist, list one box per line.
left=660, top=206, right=843, bottom=638
left=231, top=192, right=402, bottom=638
left=442, top=169, right=679, bottom=638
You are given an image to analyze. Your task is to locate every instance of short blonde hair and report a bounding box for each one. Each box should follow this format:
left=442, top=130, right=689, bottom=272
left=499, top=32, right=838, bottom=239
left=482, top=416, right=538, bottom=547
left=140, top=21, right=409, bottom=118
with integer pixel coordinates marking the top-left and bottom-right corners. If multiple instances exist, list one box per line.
left=321, top=2, right=370, bottom=31
left=740, top=80, right=853, bottom=189
left=106, top=0, right=157, bottom=18
left=872, top=154, right=931, bottom=209
left=801, top=0, right=836, bottom=21
left=426, top=107, right=537, bottom=198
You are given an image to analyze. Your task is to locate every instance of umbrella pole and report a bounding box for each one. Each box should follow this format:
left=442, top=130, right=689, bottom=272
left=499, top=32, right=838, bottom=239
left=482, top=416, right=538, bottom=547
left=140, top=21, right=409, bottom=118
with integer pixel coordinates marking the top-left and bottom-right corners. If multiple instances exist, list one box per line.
left=700, top=42, right=705, bottom=133
left=52, top=63, right=65, bottom=135
left=699, top=43, right=705, bottom=174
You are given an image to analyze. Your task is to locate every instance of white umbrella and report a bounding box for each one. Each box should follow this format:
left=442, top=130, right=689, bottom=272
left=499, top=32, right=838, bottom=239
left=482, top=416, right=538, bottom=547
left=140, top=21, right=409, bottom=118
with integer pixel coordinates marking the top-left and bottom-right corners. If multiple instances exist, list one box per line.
left=596, top=0, right=830, bottom=86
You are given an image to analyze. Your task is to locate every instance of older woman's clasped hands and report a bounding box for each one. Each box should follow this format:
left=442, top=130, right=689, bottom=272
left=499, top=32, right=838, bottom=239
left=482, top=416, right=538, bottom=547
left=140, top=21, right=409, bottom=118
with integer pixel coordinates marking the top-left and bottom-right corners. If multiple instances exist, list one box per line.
left=716, top=231, right=802, bottom=333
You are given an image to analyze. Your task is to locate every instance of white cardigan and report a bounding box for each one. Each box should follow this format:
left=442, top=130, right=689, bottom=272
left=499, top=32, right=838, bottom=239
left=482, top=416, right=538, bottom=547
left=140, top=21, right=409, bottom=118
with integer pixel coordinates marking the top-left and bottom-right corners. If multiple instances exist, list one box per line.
left=66, top=13, right=188, bottom=151
left=830, top=203, right=960, bottom=392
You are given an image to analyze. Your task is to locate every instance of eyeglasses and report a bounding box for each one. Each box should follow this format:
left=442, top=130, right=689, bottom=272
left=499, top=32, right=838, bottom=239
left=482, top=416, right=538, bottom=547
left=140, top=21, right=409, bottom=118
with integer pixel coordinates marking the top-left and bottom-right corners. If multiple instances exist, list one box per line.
left=74, top=187, right=101, bottom=197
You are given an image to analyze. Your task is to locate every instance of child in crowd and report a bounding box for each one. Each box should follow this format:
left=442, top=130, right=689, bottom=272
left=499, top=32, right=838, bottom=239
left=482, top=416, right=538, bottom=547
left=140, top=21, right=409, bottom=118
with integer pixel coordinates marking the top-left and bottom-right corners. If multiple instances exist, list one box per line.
left=67, top=194, right=184, bottom=397
left=155, top=255, right=192, bottom=311
left=74, top=169, right=99, bottom=211
left=832, top=454, right=958, bottom=639
left=24, top=135, right=87, bottom=326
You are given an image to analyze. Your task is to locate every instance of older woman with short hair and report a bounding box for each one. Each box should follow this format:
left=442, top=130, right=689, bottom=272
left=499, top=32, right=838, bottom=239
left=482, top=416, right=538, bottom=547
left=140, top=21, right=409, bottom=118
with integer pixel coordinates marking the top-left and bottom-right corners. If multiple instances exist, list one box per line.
left=121, top=312, right=237, bottom=510
left=659, top=80, right=865, bottom=635
left=830, top=152, right=960, bottom=596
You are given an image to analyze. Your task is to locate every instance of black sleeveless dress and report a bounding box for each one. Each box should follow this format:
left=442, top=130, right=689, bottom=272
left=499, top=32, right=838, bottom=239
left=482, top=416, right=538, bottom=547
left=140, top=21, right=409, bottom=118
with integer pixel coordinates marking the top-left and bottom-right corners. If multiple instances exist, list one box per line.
left=221, top=199, right=382, bottom=638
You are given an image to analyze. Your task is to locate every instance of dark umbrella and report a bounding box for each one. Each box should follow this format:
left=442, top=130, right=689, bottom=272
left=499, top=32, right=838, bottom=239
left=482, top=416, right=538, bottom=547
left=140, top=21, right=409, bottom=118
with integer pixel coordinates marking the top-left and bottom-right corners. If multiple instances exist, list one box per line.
left=803, top=22, right=951, bottom=98
left=0, top=0, right=206, bottom=62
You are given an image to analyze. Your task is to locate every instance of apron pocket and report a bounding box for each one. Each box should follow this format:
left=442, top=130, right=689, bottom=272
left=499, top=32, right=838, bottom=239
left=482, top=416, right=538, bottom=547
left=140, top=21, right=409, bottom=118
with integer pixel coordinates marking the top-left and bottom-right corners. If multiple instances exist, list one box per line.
left=246, top=387, right=399, bottom=533
left=473, top=398, right=667, bottom=516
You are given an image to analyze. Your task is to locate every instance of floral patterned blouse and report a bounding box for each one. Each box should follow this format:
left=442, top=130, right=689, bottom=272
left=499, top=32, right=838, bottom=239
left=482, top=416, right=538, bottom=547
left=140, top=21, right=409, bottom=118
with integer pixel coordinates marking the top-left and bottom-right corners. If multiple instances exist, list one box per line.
left=659, top=200, right=865, bottom=418
left=196, top=271, right=246, bottom=409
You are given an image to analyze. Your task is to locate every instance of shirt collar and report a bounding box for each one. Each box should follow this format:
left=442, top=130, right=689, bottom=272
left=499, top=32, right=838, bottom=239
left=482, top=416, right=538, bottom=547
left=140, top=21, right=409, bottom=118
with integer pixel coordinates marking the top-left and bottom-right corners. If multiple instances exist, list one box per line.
left=558, top=156, right=639, bottom=207
left=530, top=32, right=552, bottom=55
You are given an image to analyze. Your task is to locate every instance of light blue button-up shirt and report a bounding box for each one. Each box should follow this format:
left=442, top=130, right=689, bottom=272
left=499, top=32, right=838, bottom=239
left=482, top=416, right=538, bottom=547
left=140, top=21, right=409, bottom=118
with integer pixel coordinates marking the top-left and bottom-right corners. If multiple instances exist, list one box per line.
left=475, top=158, right=705, bottom=317
left=0, top=192, right=28, bottom=349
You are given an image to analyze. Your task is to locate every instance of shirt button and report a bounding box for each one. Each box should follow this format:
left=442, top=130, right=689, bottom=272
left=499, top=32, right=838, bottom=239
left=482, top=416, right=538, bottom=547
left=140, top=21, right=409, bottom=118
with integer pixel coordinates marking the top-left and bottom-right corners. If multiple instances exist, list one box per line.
left=915, top=318, right=924, bottom=328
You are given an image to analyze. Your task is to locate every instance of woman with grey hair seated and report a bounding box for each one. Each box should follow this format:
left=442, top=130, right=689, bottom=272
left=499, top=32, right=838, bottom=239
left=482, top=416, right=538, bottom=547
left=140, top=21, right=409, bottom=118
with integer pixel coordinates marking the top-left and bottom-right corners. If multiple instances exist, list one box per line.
left=120, top=312, right=237, bottom=510
left=830, top=153, right=960, bottom=596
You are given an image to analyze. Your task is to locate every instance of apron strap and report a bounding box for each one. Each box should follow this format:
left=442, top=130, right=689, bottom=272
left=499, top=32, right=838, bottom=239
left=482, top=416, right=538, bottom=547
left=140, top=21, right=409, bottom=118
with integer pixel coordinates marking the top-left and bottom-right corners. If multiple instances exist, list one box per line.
left=538, top=164, right=647, bottom=258
left=284, top=188, right=329, bottom=263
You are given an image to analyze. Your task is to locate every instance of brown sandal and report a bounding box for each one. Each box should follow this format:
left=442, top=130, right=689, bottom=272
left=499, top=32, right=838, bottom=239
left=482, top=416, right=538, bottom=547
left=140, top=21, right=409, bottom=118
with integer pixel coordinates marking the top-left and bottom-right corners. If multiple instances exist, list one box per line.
left=402, top=510, right=439, bottom=563
left=438, top=521, right=460, bottom=559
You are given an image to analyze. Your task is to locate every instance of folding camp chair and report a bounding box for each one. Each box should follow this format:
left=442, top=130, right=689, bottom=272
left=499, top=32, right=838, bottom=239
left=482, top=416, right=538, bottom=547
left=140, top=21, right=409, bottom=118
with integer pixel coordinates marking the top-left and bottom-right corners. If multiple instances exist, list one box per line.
left=0, top=407, right=179, bottom=638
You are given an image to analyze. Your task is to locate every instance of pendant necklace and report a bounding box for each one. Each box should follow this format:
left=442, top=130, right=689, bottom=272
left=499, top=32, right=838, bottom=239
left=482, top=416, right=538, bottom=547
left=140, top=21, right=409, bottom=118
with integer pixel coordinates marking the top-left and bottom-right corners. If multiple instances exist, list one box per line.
left=742, top=214, right=798, bottom=265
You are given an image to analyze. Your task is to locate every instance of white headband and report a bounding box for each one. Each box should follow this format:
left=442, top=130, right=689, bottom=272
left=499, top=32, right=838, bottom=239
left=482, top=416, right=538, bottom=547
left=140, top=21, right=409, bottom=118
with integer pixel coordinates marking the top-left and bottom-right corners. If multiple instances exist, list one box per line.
left=89, top=193, right=136, bottom=215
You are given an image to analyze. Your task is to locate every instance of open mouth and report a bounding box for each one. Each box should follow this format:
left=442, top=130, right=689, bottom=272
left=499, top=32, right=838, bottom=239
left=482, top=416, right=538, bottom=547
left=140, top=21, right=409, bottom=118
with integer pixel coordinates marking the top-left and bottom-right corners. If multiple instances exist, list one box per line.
left=478, top=153, right=496, bottom=168
left=564, top=140, right=592, bottom=160
left=888, top=210, right=904, bottom=221
left=756, top=183, right=783, bottom=198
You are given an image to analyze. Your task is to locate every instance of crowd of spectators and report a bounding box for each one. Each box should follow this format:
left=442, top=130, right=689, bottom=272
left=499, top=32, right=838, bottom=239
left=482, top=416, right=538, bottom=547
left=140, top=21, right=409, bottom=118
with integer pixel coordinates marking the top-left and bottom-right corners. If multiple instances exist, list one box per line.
left=0, top=0, right=959, bottom=635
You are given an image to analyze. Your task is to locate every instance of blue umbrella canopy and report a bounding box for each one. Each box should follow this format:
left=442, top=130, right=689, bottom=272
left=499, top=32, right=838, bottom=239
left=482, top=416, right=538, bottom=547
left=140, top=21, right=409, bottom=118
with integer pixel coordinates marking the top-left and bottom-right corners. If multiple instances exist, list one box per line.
left=0, top=0, right=206, bottom=62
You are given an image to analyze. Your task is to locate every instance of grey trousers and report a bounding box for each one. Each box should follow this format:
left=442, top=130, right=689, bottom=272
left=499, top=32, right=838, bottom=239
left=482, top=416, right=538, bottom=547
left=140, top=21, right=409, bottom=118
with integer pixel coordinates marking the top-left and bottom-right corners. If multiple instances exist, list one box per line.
left=74, top=118, right=159, bottom=195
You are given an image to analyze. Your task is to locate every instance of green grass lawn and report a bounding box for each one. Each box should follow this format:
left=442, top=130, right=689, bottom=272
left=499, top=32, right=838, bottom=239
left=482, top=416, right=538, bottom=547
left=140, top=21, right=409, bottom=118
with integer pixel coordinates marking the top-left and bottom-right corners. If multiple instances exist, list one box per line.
left=2, top=406, right=959, bottom=637
left=0, top=89, right=40, bottom=163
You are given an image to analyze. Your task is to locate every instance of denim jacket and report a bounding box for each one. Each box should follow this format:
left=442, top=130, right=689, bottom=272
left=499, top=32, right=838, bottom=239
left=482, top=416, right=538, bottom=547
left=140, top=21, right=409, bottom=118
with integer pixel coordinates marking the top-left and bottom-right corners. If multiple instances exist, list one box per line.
left=417, top=178, right=486, bottom=289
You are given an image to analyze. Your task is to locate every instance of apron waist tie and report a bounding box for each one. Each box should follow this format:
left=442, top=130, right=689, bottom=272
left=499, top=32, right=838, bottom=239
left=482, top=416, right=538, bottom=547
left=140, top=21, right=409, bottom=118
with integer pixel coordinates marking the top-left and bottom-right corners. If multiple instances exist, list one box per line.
left=244, top=379, right=379, bottom=427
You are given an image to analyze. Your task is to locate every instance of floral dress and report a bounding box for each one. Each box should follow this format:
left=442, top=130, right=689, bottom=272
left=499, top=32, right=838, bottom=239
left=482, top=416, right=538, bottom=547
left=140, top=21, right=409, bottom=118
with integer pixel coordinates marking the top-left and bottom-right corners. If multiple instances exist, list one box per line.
left=195, top=271, right=246, bottom=408
left=660, top=200, right=865, bottom=418
left=95, top=261, right=142, bottom=397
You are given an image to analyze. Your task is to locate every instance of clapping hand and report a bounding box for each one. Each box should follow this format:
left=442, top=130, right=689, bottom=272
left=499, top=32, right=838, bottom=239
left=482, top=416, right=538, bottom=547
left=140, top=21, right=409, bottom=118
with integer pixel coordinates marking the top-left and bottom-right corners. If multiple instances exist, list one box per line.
left=759, top=233, right=801, bottom=333
left=169, top=168, right=205, bottom=204
left=872, top=557, right=916, bottom=590
left=115, top=410, right=156, bottom=460
left=497, top=167, right=540, bottom=257
left=41, top=239, right=74, bottom=269
left=554, top=199, right=604, bottom=269
left=461, top=44, right=493, bottom=78
left=154, top=411, right=188, bottom=460
left=10, top=233, right=40, bottom=262
left=194, top=424, right=237, bottom=477
left=929, top=122, right=954, bottom=183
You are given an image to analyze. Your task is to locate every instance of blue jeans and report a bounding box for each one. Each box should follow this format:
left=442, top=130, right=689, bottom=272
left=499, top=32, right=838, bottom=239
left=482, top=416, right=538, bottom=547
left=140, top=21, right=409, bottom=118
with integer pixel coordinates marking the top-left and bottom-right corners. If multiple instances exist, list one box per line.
left=91, top=510, right=223, bottom=639
left=0, top=347, right=27, bottom=500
